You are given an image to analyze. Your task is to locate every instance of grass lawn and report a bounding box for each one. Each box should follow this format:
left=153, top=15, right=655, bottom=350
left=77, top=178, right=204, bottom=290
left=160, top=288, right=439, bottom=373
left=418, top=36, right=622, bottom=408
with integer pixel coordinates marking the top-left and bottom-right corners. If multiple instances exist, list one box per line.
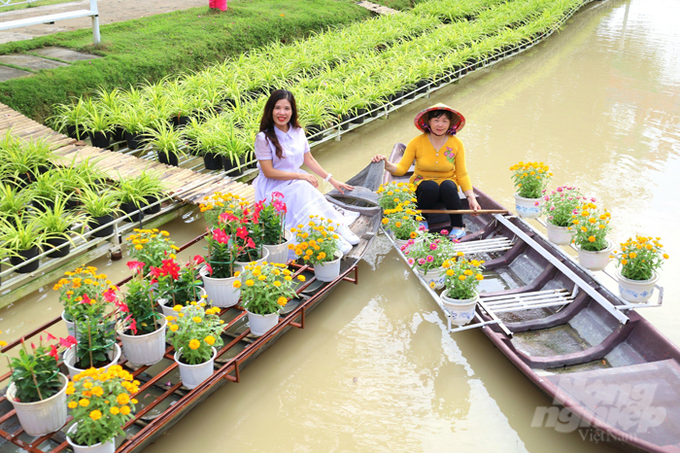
left=0, top=0, right=423, bottom=122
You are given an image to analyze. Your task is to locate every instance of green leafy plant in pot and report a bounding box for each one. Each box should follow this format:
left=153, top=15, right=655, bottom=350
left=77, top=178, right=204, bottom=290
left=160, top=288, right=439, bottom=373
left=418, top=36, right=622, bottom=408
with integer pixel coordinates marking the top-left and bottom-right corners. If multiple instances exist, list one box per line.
left=0, top=215, right=46, bottom=273
left=145, top=121, right=186, bottom=167
left=83, top=100, right=114, bottom=149
left=0, top=182, right=31, bottom=221
left=79, top=187, right=121, bottom=238
left=33, top=195, right=86, bottom=258
left=49, top=98, right=89, bottom=140
left=116, top=171, right=166, bottom=222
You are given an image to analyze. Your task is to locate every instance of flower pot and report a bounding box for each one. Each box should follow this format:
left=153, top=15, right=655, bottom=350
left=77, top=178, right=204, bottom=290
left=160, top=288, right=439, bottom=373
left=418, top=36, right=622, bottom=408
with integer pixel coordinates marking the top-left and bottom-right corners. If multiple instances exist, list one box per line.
left=158, top=288, right=206, bottom=316
left=110, top=127, right=125, bottom=143
left=88, top=214, right=114, bottom=238
left=66, top=125, right=86, bottom=140
left=246, top=310, right=279, bottom=337
left=234, top=248, right=270, bottom=273
left=45, top=237, right=71, bottom=258
left=120, top=201, right=143, bottom=223
left=174, top=347, right=216, bottom=390
left=222, top=154, right=247, bottom=174
left=124, top=131, right=143, bottom=150
left=63, top=343, right=122, bottom=379
left=263, top=230, right=293, bottom=265
left=143, top=195, right=161, bottom=215
left=313, top=251, right=343, bottom=282
left=62, top=311, right=75, bottom=337
left=200, top=267, right=241, bottom=308
left=66, top=422, right=115, bottom=453
left=616, top=270, right=660, bottom=304
left=576, top=240, right=613, bottom=271
left=546, top=221, right=574, bottom=246
left=118, top=317, right=167, bottom=367
left=10, top=245, right=40, bottom=274
left=90, top=132, right=110, bottom=149
left=416, top=266, right=446, bottom=290
left=203, top=153, right=223, bottom=170
left=514, top=193, right=542, bottom=219
left=7, top=373, right=68, bottom=437
left=441, top=292, right=478, bottom=327
left=157, top=150, right=179, bottom=167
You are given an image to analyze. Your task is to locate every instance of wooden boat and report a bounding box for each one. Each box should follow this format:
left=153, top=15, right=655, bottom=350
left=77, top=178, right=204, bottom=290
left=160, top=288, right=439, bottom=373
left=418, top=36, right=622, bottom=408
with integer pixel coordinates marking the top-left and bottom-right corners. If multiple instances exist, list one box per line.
left=0, top=183, right=382, bottom=453
left=383, top=143, right=678, bottom=453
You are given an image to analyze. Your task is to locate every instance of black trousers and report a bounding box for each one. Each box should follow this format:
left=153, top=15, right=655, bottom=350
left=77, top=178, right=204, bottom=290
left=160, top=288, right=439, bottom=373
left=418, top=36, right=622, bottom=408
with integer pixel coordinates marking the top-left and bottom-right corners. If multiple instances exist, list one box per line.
left=415, top=180, right=464, bottom=228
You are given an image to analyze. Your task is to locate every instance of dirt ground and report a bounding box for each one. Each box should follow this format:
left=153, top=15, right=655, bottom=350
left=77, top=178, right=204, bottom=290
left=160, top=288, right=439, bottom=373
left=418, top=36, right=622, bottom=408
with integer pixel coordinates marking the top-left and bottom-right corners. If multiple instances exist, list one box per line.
left=0, top=0, right=209, bottom=44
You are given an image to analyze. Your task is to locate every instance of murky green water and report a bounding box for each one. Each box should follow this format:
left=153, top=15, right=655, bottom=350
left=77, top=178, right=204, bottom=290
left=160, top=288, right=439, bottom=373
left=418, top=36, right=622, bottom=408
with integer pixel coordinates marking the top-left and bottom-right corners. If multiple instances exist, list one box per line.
left=3, top=0, right=679, bottom=450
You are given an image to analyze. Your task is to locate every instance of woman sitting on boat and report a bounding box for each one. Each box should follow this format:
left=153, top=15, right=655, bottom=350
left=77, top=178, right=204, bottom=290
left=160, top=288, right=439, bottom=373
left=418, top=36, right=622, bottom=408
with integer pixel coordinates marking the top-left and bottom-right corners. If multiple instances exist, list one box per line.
left=253, top=89, right=360, bottom=251
left=371, top=103, right=481, bottom=239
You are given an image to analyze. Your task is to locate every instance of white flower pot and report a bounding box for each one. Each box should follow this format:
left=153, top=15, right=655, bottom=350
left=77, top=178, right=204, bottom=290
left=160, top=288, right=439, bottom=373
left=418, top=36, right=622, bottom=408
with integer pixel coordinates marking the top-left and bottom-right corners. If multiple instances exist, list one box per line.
left=66, top=422, right=115, bottom=453
left=393, top=237, right=410, bottom=250
left=158, top=288, right=207, bottom=316
left=62, top=311, right=75, bottom=338
left=313, top=251, right=343, bottom=282
left=416, top=266, right=446, bottom=290
left=576, top=240, right=613, bottom=271
left=546, top=221, right=574, bottom=246
left=63, top=343, right=122, bottom=380
left=174, top=347, right=216, bottom=390
left=441, top=292, right=479, bottom=327
left=118, top=317, right=167, bottom=367
left=617, top=270, right=659, bottom=303
left=7, top=373, right=68, bottom=437
left=246, top=310, right=279, bottom=337
left=514, top=193, right=542, bottom=219
left=263, top=230, right=293, bottom=265
left=201, top=266, right=241, bottom=308
left=234, top=248, right=270, bottom=273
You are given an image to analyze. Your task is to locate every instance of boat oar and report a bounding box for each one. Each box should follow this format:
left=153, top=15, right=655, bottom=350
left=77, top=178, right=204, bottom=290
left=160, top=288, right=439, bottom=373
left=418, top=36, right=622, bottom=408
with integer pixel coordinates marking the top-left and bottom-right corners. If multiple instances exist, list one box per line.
left=418, top=209, right=510, bottom=215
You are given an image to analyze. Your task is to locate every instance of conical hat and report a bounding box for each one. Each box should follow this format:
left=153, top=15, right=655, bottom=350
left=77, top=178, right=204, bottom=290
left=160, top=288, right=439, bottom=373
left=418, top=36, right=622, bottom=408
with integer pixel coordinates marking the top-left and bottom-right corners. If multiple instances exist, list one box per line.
left=414, top=103, right=465, bottom=134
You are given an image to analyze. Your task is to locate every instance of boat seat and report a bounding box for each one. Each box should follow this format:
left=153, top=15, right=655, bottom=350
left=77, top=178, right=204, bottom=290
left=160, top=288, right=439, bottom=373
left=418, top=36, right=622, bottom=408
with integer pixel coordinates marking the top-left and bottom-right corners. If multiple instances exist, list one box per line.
left=480, top=288, right=574, bottom=313
left=453, top=237, right=514, bottom=255
left=543, top=359, right=680, bottom=448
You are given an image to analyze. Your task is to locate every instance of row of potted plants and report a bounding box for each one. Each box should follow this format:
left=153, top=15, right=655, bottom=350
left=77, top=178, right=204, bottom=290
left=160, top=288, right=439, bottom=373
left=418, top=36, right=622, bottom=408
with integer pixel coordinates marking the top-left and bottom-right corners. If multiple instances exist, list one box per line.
left=0, top=133, right=166, bottom=274
left=47, top=0, right=584, bottom=169
left=509, top=161, right=669, bottom=303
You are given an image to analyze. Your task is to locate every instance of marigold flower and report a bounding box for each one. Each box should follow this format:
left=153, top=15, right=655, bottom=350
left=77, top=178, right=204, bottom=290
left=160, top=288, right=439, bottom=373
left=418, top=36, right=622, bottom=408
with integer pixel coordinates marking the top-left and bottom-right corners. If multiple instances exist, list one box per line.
left=79, top=398, right=90, bottom=407
left=120, top=405, right=131, bottom=415
left=110, top=406, right=120, bottom=415
left=277, top=296, right=287, bottom=306
left=204, top=335, right=216, bottom=346
left=90, top=410, right=102, bottom=421
left=245, top=279, right=255, bottom=287
left=68, top=401, right=78, bottom=409
left=169, top=324, right=179, bottom=332
left=189, top=339, right=201, bottom=350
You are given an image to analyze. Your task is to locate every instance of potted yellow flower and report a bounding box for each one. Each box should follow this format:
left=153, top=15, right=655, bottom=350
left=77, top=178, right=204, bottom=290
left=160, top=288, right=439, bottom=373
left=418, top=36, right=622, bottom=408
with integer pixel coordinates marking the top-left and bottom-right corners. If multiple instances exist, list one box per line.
left=376, top=181, right=417, bottom=211
left=614, top=236, right=669, bottom=303
left=510, top=161, right=552, bottom=219
left=569, top=200, right=612, bottom=271
left=236, top=262, right=304, bottom=336
left=290, top=216, right=343, bottom=282
left=381, top=200, right=423, bottom=248
left=166, top=303, right=224, bottom=389
left=125, top=228, right=177, bottom=275
left=440, top=256, right=485, bottom=326
left=65, top=366, right=139, bottom=453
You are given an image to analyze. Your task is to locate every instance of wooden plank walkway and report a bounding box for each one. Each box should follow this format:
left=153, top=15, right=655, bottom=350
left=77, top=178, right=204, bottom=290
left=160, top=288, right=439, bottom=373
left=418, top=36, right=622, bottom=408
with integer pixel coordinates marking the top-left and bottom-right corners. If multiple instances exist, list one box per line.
left=356, top=1, right=400, bottom=15
left=0, top=102, right=255, bottom=204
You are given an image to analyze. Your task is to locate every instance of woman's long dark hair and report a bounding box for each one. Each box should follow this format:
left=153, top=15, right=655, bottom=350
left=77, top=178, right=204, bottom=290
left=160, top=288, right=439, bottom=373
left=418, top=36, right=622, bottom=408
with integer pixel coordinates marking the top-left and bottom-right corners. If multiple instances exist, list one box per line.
left=259, top=89, right=301, bottom=158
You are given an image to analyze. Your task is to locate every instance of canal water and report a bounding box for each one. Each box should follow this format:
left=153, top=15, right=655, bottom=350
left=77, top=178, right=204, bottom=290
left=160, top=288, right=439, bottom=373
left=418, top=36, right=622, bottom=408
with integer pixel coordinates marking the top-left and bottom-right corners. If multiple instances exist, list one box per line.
left=2, top=0, right=679, bottom=450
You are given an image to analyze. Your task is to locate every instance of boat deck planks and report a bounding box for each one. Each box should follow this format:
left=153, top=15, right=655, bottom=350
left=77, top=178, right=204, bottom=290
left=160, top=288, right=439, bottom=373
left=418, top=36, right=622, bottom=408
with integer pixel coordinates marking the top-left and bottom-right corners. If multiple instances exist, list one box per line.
left=0, top=102, right=255, bottom=205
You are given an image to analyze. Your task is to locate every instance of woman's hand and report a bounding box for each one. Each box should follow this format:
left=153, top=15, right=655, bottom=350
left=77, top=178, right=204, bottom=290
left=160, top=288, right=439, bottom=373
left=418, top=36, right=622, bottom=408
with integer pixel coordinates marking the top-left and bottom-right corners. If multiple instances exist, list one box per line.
left=298, top=173, right=319, bottom=188
left=468, top=196, right=482, bottom=215
left=371, top=154, right=387, bottom=163
left=371, top=154, right=398, bottom=175
left=330, top=178, right=354, bottom=194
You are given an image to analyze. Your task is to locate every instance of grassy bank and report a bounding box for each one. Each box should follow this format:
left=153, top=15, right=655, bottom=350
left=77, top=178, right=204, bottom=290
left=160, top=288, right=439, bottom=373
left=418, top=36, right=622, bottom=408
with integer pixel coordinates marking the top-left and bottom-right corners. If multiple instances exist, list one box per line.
left=0, top=0, right=376, bottom=121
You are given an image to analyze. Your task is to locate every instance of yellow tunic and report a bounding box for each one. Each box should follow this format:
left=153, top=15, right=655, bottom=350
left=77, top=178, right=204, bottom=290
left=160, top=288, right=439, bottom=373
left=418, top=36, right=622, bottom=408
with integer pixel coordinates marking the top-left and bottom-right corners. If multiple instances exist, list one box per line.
left=393, top=134, right=472, bottom=192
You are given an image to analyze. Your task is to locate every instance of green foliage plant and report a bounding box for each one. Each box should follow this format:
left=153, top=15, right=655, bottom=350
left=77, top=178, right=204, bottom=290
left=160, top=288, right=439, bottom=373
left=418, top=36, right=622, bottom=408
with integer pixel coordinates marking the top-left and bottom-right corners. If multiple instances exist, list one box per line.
left=79, top=186, right=120, bottom=218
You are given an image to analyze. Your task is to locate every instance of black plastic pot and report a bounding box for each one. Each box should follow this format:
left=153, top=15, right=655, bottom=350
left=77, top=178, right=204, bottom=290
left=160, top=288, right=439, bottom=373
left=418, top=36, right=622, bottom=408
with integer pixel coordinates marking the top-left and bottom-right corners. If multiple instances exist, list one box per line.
left=45, top=237, right=71, bottom=258
left=368, top=104, right=382, bottom=118
left=110, top=127, right=126, bottom=143
left=143, top=196, right=161, bottom=215
left=392, top=91, right=405, bottom=105
left=339, top=114, right=352, bottom=131
left=157, top=150, right=180, bottom=167
left=351, top=109, right=368, bottom=124
left=10, top=245, right=40, bottom=273
left=90, top=132, right=111, bottom=149
left=125, top=132, right=144, bottom=150
left=120, top=201, right=143, bottom=222
left=66, top=125, right=86, bottom=140
left=203, top=153, right=223, bottom=170
left=64, top=195, right=80, bottom=211
left=170, top=116, right=190, bottom=128
left=305, top=125, right=322, bottom=140
left=222, top=154, right=247, bottom=174
left=89, top=214, right=114, bottom=238
left=32, top=198, right=55, bottom=213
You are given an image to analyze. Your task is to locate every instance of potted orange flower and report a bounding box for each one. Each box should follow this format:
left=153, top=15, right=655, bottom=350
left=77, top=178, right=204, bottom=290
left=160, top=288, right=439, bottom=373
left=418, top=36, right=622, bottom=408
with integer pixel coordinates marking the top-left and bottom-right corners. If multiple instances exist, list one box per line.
left=613, top=236, right=669, bottom=303
left=569, top=200, right=612, bottom=271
